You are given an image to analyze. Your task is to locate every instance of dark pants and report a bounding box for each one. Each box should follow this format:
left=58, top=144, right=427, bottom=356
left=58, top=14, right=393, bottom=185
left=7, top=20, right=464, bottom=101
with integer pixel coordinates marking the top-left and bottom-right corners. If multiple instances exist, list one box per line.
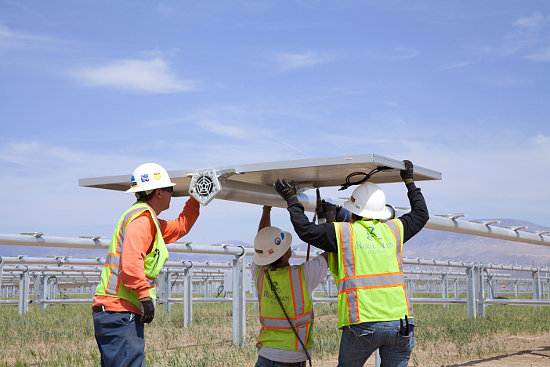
left=255, top=355, right=307, bottom=367
left=93, top=311, right=145, bottom=367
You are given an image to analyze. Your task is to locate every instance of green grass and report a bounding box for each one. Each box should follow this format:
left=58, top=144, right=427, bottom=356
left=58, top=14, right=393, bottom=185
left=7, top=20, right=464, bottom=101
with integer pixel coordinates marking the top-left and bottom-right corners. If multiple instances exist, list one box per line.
left=0, top=302, right=549, bottom=366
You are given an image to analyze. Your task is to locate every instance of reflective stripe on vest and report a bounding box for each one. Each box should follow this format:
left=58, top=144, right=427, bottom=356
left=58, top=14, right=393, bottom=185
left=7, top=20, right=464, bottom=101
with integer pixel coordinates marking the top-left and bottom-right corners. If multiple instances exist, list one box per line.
left=104, top=253, right=156, bottom=289
left=339, top=223, right=355, bottom=278
left=260, top=310, right=313, bottom=328
left=339, top=273, right=406, bottom=293
left=385, top=220, right=403, bottom=272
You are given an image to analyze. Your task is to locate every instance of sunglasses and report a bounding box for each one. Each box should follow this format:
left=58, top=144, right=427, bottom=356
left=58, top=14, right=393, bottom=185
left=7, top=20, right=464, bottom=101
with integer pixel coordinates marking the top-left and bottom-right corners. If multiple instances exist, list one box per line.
left=162, top=186, right=174, bottom=194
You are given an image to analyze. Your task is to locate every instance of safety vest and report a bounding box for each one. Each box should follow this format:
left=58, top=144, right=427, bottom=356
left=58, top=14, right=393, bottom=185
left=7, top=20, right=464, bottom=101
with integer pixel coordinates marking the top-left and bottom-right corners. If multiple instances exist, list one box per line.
left=95, top=202, right=169, bottom=307
left=255, top=264, right=314, bottom=352
left=329, top=219, right=412, bottom=328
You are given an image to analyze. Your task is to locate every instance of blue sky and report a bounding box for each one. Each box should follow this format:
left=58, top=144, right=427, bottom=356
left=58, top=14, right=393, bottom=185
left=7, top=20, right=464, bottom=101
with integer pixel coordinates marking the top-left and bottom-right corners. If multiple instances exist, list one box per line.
left=1, top=1, right=549, bottom=247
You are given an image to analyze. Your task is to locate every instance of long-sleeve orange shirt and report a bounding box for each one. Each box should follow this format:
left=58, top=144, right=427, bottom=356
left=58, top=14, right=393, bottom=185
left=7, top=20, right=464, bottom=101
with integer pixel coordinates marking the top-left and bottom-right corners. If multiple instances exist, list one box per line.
left=93, top=197, right=200, bottom=314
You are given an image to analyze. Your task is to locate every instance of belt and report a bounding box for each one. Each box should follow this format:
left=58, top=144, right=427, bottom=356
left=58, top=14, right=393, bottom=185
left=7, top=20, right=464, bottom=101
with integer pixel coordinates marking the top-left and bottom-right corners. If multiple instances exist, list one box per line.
left=92, top=305, right=105, bottom=313
left=258, top=356, right=306, bottom=367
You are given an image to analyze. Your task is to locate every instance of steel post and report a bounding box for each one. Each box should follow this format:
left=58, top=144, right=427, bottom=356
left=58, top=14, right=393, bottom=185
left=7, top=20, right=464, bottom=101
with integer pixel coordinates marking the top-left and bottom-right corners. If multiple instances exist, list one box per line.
left=232, top=251, right=246, bottom=346
left=183, top=267, right=193, bottom=327
left=466, top=266, right=479, bottom=318
left=18, top=269, right=30, bottom=315
left=0, top=260, right=3, bottom=306
left=441, top=274, right=448, bottom=308
left=163, top=271, right=172, bottom=314
left=476, top=266, right=485, bottom=318
left=33, top=273, right=40, bottom=303
left=532, top=271, right=541, bottom=307
left=40, top=275, right=49, bottom=311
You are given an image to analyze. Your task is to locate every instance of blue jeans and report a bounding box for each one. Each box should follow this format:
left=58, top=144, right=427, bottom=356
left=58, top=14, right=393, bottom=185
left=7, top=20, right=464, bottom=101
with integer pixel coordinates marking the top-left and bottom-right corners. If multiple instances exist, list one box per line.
left=337, top=320, right=415, bottom=367
left=93, top=311, right=145, bottom=367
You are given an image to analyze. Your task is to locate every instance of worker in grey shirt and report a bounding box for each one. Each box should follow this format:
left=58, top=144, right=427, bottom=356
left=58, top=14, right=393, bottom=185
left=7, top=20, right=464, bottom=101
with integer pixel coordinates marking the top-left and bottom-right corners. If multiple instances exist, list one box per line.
left=251, top=206, right=328, bottom=367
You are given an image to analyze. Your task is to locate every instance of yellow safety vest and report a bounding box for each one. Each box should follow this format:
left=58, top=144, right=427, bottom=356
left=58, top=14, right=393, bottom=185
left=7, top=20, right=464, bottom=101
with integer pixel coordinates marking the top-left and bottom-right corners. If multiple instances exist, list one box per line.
left=329, top=219, right=412, bottom=328
left=255, top=264, right=314, bottom=351
left=95, top=202, right=169, bottom=307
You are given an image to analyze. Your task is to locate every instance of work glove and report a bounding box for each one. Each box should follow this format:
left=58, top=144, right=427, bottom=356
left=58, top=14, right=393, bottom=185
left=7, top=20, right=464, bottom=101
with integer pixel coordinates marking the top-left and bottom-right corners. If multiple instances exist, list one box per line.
left=400, top=160, right=414, bottom=184
left=335, top=206, right=352, bottom=222
left=274, top=178, right=297, bottom=201
left=139, top=297, right=155, bottom=324
left=319, top=200, right=337, bottom=222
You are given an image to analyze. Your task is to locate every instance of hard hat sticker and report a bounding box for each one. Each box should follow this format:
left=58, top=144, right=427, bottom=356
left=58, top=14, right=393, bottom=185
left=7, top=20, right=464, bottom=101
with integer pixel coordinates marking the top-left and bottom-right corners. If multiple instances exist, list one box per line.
left=255, top=249, right=264, bottom=254
left=268, top=249, right=275, bottom=255
left=141, top=174, right=149, bottom=182
left=274, top=238, right=281, bottom=246
left=153, top=172, right=161, bottom=180
left=280, top=233, right=285, bottom=240
left=130, top=176, right=137, bottom=187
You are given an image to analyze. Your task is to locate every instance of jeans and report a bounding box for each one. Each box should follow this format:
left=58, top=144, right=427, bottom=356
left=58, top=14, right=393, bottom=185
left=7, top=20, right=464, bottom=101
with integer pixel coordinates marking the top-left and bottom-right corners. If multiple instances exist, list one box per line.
left=337, top=320, right=415, bottom=367
left=255, top=355, right=307, bottom=367
left=93, top=311, right=145, bottom=367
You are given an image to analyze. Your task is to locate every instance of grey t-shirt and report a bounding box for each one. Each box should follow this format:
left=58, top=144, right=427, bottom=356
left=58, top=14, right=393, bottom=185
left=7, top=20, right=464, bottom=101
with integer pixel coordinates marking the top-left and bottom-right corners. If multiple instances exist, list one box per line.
left=251, top=254, right=329, bottom=363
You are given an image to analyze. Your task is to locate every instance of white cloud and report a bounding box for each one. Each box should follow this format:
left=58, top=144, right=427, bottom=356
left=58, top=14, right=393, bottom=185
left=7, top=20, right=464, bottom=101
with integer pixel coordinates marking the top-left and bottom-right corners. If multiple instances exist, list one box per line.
left=145, top=105, right=283, bottom=142
left=384, top=101, right=400, bottom=108
left=513, top=11, right=546, bottom=29
left=364, top=46, right=419, bottom=61
left=272, top=51, right=337, bottom=71
left=442, top=61, right=474, bottom=69
left=69, top=57, right=198, bottom=94
left=0, top=141, right=134, bottom=176
left=0, top=23, right=61, bottom=50
left=480, top=12, right=549, bottom=60
left=480, top=75, right=527, bottom=87
left=524, top=45, right=550, bottom=62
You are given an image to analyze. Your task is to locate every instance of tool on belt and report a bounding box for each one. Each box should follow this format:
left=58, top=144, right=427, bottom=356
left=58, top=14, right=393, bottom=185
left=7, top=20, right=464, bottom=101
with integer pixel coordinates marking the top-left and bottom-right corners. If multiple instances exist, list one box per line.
left=399, top=315, right=410, bottom=336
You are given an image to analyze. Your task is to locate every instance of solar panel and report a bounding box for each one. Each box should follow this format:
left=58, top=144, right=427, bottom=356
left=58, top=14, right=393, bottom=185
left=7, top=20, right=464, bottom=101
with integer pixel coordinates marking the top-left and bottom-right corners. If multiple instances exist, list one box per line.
left=79, top=153, right=441, bottom=206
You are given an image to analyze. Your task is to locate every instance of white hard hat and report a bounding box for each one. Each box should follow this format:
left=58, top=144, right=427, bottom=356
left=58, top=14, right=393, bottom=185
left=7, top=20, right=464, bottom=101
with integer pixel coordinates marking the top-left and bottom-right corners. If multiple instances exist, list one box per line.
left=253, top=226, right=292, bottom=266
left=125, top=163, right=176, bottom=194
left=343, top=182, right=391, bottom=220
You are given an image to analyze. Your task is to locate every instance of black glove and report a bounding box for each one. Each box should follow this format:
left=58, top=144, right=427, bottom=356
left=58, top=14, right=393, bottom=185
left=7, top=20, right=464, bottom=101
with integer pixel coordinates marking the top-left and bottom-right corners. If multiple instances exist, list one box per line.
left=274, top=178, right=297, bottom=201
left=139, top=297, right=155, bottom=324
left=319, top=200, right=337, bottom=222
left=335, top=206, right=352, bottom=222
left=400, top=160, right=414, bottom=184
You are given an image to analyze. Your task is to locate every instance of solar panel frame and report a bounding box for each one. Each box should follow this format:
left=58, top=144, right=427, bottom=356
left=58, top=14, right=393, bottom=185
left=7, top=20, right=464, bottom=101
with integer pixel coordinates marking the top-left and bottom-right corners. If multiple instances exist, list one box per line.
left=79, top=153, right=441, bottom=197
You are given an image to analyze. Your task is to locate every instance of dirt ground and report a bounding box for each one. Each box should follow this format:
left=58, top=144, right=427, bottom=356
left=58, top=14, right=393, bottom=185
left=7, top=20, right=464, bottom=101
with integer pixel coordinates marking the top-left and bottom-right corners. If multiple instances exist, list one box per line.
left=313, top=332, right=550, bottom=367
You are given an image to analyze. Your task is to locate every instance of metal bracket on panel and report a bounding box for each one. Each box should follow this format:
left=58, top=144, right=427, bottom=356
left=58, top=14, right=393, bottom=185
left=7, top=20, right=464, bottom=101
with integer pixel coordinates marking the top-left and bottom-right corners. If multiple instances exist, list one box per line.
left=20, top=232, right=43, bottom=238
left=188, top=168, right=237, bottom=205
left=436, top=213, right=465, bottom=221
left=504, top=225, right=527, bottom=232
left=471, top=220, right=500, bottom=226
left=80, top=235, right=102, bottom=242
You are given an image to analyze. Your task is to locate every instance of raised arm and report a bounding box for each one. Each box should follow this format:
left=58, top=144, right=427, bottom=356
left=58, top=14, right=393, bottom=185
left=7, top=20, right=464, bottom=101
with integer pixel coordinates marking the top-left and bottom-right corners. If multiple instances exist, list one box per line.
left=397, top=160, right=429, bottom=243
left=274, top=179, right=338, bottom=252
left=258, top=206, right=272, bottom=232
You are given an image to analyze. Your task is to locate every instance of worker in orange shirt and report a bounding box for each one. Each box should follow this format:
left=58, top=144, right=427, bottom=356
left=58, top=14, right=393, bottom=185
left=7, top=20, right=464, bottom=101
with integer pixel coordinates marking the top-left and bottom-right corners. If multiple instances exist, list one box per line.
left=92, top=163, right=200, bottom=367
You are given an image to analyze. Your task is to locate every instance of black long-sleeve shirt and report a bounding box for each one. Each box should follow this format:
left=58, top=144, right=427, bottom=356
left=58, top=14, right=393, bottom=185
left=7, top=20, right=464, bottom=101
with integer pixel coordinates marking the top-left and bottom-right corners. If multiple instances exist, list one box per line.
left=286, top=182, right=429, bottom=253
